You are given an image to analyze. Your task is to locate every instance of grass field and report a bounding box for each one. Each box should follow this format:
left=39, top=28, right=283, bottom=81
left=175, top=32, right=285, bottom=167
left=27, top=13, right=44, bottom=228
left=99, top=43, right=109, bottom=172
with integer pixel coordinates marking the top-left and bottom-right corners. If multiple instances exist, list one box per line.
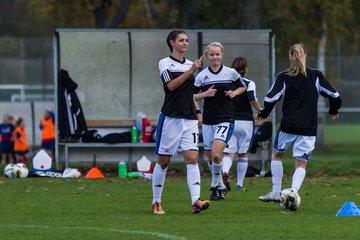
left=1, top=124, right=360, bottom=240
left=0, top=176, right=360, bottom=240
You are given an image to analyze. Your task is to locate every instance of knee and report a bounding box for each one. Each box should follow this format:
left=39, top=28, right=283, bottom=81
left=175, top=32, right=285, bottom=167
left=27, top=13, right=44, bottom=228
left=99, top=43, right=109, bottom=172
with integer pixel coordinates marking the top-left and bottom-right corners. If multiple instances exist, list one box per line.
left=211, top=151, right=222, bottom=163
left=157, top=157, right=170, bottom=169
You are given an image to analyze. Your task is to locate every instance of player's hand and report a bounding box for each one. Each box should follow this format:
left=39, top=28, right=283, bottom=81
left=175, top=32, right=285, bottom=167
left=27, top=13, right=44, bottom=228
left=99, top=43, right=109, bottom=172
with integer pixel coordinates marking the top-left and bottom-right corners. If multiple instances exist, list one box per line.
left=330, top=114, right=339, bottom=120
left=224, top=90, right=236, bottom=98
left=197, top=113, right=203, bottom=127
left=205, top=85, right=217, bottom=97
left=190, top=59, right=202, bottom=72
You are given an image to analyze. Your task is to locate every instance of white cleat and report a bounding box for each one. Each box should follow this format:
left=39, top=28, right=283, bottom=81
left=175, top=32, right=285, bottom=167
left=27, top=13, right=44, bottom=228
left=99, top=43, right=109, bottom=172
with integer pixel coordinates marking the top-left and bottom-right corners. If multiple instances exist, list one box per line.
left=259, top=192, right=281, bottom=203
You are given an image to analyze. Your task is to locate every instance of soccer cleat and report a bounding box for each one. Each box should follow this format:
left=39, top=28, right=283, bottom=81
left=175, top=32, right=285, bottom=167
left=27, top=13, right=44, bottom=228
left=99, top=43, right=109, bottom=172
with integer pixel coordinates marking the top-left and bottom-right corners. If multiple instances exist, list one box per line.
left=259, top=192, right=281, bottom=203
left=152, top=202, right=165, bottom=215
left=192, top=199, right=211, bottom=214
left=217, top=187, right=227, bottom=200
left=286, top=191, right=298, bottom=211
left=210, top=187, right=220, bottom=201
left=222, top=173, right=231, bottom=191
left=236, top=185, right=246, bottom=191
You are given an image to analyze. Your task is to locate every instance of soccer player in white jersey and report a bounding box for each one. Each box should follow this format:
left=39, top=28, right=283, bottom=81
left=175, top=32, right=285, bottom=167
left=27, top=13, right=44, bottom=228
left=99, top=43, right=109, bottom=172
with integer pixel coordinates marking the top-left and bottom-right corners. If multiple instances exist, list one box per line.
left=152, top=29, right=210, bottom=215
left=257, top=43, right=342, bottom=209
left=194, top=42, right=246, bottom=201
left=222, top=57, right=262, bottom=191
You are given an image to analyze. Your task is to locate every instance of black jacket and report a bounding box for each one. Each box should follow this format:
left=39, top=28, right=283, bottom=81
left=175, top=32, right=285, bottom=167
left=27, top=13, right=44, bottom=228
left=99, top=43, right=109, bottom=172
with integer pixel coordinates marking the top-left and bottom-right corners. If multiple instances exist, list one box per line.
left=58, top=69, right=87, bottom=141
left=259, top=68, right=342, bottom=136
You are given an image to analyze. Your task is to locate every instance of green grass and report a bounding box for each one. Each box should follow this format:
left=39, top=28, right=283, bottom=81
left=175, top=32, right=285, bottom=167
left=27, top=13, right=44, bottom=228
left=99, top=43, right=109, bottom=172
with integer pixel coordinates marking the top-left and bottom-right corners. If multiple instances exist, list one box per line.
left=325, top=124, right=360, bottom=145
left=0, top=175, right=360, bottom=240
left=1, top=124, right=360, bottom=240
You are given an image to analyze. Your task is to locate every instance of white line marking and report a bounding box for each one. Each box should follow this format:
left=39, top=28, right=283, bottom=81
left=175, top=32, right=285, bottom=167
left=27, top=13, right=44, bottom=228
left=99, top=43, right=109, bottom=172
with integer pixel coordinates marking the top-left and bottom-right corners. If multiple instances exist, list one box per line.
left=0, top=224, right=187, bottom=240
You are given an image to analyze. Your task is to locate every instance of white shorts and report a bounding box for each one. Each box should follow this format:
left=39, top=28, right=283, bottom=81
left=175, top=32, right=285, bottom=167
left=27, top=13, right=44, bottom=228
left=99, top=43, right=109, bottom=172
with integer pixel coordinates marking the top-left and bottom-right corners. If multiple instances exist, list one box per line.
left=202, top=122, right=234, bottom=151
left=224, top=120, right=254, bottom=154
left=274, top=130, right=316, bottom=160
left=156, top=114, right=199, bottom=156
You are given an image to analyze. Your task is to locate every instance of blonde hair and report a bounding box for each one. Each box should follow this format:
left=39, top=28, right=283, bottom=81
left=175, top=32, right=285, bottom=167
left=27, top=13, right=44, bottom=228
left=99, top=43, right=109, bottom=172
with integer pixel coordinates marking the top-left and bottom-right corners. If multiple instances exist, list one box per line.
left=287, top=43, right=307, bottom=77
left=200, top=42, right=224, bottom=62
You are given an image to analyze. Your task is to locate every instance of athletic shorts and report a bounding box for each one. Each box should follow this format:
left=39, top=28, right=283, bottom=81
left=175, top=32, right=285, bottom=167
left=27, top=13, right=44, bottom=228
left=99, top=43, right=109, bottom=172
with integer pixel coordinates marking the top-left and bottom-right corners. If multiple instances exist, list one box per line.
left=273, top=130, right=316, bottom=160
left=202, top=122, right=234, bottom=151
left=224, top=120, right=254, bottom=154
left=15, top=150, right=29, bottom=157
left=155, top=113, right=199, bottom=156
left=0, top=141, right=14, bottom=153
left=41, top=140, right=55, bottom=152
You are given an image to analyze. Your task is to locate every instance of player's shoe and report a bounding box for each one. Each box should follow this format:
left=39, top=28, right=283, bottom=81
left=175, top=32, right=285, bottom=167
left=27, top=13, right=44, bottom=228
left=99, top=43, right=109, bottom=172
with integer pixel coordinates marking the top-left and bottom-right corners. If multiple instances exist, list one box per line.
left=210, top=187, right=220, bottom=201
left=152, top=202, right=165, bottom=215
left=236, top=185, right=246, bottom=191
left=192, top=199, right=211, bottom=214
left=259, top=192, right=281, bottom=203
left=286, top=191, right=298, bottom=211
left=217, top=187, right=227, bottom=200
left=222, top=173, right=231, bottom=191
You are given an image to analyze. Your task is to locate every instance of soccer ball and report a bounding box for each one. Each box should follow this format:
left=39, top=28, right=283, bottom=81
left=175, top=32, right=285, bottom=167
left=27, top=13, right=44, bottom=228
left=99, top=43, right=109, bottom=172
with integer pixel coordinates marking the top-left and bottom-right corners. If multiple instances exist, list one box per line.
left=4, top=163, right=16, bottom=178
left=13, top=163, right=29, bottom=178
left=280, top=188, right=301, bottom=211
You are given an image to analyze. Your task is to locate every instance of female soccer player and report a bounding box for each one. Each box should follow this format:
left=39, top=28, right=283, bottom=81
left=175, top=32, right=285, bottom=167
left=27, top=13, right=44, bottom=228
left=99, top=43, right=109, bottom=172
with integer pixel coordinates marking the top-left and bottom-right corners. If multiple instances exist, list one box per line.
left=221, top=57, right=262, bottom=191
left=152, top=29, right=210, bottom=215
left=194, top=42, right=246, bottom=201
left=257, top=43, right=342, bottom=210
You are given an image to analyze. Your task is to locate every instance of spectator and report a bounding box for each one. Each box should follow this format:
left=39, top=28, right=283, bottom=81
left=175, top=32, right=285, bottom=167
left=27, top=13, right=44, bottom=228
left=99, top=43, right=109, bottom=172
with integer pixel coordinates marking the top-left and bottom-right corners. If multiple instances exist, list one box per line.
left=14, top=117, right=30, bottom=163
left=0, top=114, right=15, bottom=164
left=40, top=109, right=55, bottom=160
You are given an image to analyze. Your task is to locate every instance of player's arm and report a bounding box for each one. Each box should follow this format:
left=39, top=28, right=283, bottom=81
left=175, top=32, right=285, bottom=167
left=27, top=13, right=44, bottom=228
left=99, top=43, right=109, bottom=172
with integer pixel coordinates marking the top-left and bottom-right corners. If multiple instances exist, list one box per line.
left=193, top=85, right=217, bottom=101
left=194, top=97, right=203, bottom=127
left=257, top=75, right=284, bottom=120
left=165, top=59, right=201, bottom=91
left=224, top=79, right=246, bottom=98
left=247, top=81, right=262, bottom=112
left=317, top=71, right=342, bottom=120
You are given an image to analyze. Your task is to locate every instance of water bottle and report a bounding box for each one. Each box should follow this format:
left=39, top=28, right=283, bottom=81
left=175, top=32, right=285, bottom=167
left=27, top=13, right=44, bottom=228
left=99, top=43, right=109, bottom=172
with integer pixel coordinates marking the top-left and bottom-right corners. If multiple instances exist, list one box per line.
left=131, top=126, right=137, bottom=143
left=118, top=161, right=127, bottom=178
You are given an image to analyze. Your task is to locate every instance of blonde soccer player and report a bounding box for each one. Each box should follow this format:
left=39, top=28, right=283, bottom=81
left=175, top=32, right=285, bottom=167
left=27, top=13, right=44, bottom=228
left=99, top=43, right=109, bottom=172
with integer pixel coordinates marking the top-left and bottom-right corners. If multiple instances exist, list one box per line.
left=257, top=43, right=342, bottom=210
left=194, top=42, right=246, bottom=201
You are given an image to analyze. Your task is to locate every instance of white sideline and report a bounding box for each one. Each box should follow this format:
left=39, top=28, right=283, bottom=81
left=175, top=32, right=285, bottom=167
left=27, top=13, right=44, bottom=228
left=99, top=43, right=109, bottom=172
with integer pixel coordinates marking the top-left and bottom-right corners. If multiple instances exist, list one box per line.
left=0, top=224, right=187, bottom=240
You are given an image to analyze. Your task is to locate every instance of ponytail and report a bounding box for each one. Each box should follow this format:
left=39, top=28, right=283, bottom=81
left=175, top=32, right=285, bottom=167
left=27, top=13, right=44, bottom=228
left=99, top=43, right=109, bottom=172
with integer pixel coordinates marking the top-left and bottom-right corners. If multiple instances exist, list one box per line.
left=287, top=43, right=307, bottom=77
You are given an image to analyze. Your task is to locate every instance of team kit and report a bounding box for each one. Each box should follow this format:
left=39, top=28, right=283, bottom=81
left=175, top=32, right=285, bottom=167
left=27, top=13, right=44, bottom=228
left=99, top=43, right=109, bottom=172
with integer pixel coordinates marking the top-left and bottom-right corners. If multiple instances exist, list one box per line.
left=151, top=30, right=342, bottom=215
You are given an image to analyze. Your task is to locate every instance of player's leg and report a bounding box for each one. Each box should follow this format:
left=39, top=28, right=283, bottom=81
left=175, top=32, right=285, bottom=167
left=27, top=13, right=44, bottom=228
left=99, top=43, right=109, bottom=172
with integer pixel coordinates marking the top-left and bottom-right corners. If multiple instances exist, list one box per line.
left=235, top=120, right=254, bottom=190
left=152, top=115, right=180, bottom=214
left=291, top=135, right=315, bottom=193
left=259, top=131, right=295, bottom=203
left=182, top=119, right=210, bottom=213
left=211, top=122, right=234, bottom=199
left=222, top=128, right=237, bottom=191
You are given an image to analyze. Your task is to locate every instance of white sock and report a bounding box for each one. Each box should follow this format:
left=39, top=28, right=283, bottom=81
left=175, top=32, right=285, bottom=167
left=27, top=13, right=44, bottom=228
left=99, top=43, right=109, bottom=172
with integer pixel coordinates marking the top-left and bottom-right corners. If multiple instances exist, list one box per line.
left=211, top=162, right=223, bottom=187
left=222, top=155, right=233, bottom=175
left=207, top=161, right=212, bottom=173
left=271, top=160, right=283, bottom=194
left=291, top=167, right=306, bottom=193
left=236, top=158, right=248, bottom=187
left=152, top=163, right=167, bottom=204
left=186, top=163, right=201, bottom=205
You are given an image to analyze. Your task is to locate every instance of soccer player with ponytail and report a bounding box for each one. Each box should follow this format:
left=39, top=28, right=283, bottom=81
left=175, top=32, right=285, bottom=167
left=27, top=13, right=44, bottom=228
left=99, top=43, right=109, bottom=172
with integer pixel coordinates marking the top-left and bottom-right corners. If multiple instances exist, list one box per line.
left=257, top=43, right=342, bottom=209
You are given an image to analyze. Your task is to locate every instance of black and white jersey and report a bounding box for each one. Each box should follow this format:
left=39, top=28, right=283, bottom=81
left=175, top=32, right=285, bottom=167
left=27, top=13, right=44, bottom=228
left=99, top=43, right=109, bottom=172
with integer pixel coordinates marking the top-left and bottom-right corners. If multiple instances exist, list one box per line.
left=159, top=55, right=197, bottom=120
left=259, top=68, right=342, bottom=136
left=194, top=65, right=244, bottom=125
left=233, top=78, right=258, bottom=121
